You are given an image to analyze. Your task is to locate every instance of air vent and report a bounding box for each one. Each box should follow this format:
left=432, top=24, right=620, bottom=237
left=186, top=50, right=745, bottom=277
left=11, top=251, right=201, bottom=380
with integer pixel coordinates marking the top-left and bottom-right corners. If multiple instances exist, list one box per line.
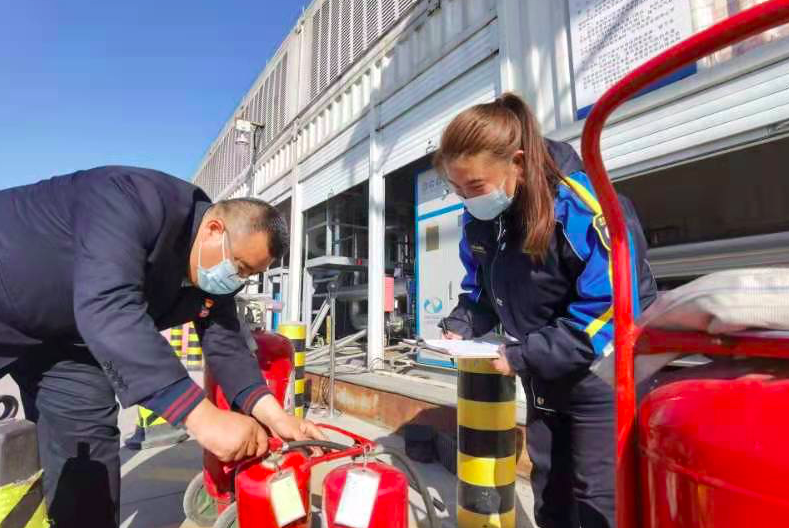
left=329, top=0, right=340, bottom=82
left=367, top=0, right=380, bottom=47
left=340, top=0, right=353, bottom=71
left=381, top=0, right=397, bottom=33
left=352, top=0, right=365, bottom=60
left=310, top=8, right=321, bottom=100
left=319, top=1, right=330, bottom=94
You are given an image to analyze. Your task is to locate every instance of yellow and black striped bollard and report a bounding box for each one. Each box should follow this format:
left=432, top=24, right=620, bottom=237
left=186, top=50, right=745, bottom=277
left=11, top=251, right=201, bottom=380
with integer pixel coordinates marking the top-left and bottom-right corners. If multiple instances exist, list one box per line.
left=186, top=323, right=203, bottom=372
left=125, top=405, right=188, bottom=450
left=457, top=358, right=517, bottom=528
left=278, top=323, right=306, bottom=419
left=170, top=325, right=184, bottom=359
left=124, top=329, right=191, bottom=450
left=0, top=409, right=49, bottom=526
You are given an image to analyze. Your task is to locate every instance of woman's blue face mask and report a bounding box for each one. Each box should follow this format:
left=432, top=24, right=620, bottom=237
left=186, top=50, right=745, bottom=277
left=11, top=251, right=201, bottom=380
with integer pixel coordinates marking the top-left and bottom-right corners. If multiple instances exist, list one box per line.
left=461, top=179, right=514, bottom=221
left=196, top=232, right=245, bottom=295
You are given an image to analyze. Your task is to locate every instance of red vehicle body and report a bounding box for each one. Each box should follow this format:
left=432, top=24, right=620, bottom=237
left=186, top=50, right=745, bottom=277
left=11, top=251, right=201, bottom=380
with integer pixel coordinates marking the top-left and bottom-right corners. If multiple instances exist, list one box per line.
left=580, top=1, right=789, bottom=526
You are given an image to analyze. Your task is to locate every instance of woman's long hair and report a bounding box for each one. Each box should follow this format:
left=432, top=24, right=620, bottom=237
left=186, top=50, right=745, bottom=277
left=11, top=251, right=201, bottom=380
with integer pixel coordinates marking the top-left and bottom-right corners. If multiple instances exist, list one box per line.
left=433, top=92, right=565, bottom=263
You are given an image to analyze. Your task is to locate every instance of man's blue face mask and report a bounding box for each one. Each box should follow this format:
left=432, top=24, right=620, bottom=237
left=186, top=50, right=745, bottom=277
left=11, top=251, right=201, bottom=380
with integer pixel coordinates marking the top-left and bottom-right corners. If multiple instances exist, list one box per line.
left=196, top=232, right=245, bottom=295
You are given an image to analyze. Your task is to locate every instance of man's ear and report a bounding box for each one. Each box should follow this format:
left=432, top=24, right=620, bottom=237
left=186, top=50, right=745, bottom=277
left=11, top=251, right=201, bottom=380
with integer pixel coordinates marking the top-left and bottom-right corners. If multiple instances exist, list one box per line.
left=204, top=217, right=226, bottom=237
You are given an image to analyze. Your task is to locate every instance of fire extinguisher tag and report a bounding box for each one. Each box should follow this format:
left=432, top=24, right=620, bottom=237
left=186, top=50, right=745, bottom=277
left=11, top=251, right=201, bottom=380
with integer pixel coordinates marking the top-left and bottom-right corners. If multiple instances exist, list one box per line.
left=270, top=469, right=307, bottom=527
left=334, top=468, right=381, bottom=528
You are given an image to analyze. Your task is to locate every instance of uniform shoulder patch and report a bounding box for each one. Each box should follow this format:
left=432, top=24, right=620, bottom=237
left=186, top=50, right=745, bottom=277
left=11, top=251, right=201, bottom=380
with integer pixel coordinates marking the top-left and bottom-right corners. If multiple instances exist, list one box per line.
left=592, top=214, right=611, bottom=251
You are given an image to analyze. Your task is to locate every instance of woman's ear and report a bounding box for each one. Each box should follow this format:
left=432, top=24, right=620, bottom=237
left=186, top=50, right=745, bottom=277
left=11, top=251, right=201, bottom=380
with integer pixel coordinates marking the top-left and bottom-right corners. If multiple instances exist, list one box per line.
left=511, top=150, right=526, bottom=180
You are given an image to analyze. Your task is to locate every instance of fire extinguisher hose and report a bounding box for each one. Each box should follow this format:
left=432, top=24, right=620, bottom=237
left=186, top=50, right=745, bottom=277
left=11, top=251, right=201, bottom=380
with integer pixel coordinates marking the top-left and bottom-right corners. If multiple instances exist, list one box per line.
left=378, top=447, right=441, bottom=528
left=284, top=440, right=353, bottom=452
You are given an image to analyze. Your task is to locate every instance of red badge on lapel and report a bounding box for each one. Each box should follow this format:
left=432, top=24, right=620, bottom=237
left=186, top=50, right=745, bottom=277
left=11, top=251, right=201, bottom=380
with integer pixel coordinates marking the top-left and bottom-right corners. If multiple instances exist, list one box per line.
left=199, top=298, right=214, bottom=318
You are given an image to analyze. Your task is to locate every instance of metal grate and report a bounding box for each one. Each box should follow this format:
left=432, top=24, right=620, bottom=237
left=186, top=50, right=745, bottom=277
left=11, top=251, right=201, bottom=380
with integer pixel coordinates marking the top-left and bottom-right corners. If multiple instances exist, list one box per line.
left=381, top=0, right=397, bottom=33
left=319, top=0, right=330, bottom=94
left=340, top=0, right=353, bottom=71
left=272, top=63, right=282, bottom=145
left=352, top=0, right=366, bottom=60
left=366, top=0, right=380, bottom=47
left=329, top=0, right=340, bottom=82
left=278, top=53, right=288, bottom=138
left=311, top=8, right=321, bottom=100
left=398, top=0, right=416, bottom=13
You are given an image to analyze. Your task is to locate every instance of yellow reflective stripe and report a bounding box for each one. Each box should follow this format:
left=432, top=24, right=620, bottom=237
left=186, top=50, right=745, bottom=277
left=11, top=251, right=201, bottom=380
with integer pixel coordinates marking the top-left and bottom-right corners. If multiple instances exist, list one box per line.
left=585, top=305, right=614, bottom=338
left=294, top=379, right=305, bottom=394
left=457, top=505, right=515, bottom=528
left=562, top=177, right=602, bottom=215
left=457, top=399, right=516, bottom=431
left=458, top=454, right=516, bottom=488
left=24, top=500, right=49, bottom=527
left=138, top=406, right=167, bottom=427
left=0, top=470, right=49, bottom=526
left=457, top=358, right=498, bottom=375
left=294, top=353, right=305, bottom=367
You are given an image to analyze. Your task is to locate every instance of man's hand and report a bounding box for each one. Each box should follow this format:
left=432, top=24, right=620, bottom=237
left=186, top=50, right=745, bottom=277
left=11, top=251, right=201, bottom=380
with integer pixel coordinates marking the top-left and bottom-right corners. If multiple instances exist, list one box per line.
left=251, top=395, right=328, bottom=447
left=184, top=399, right=269, bottom=462
left=442, top=330, right=463, bottom=340
left=491, top=346, right=515, bottom=377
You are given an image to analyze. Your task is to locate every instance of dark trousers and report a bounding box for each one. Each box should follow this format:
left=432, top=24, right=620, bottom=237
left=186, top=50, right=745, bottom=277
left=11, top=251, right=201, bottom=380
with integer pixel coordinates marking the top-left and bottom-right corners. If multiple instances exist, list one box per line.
left=525, top=373, right=616, bottom=528
left=4, top=343, right=121, bottom=528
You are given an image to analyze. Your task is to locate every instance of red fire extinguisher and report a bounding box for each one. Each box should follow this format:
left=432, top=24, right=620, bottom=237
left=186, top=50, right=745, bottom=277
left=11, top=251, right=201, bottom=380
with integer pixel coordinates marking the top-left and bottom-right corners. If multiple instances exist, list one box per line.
left=229, top=424, right=442, bottom=528
left=322, top=460, right=410, bottom=528
left=183, top=330, right=295, bottom=526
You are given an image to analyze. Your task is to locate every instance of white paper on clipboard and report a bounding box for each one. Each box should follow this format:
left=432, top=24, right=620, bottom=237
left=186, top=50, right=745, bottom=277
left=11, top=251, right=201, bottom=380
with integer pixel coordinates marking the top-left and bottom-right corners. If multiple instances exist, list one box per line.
left=421, top=338, right=502, bottom=359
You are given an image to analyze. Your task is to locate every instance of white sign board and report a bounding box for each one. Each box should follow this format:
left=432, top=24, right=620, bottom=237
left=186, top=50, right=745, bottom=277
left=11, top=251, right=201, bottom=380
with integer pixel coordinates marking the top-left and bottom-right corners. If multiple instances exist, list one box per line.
left=569, top=0, right=694, bottom=118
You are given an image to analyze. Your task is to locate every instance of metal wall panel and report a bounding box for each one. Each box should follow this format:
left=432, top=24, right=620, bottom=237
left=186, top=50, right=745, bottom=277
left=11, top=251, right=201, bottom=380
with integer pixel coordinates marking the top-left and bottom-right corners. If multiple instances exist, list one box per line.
left=259, top=172, right=293, bottom=205
left=380, top=20, right=498, bottom=127
left=380, top=55, right=498, bottom=175
left=557, top=52, right=789, bottom=179
left=301, top=137, right=370, bottom=211
left=299, top=118, right=369, bottom=181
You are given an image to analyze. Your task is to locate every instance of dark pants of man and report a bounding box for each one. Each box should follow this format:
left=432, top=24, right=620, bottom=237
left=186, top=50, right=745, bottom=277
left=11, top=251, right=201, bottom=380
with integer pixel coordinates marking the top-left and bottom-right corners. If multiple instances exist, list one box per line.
left=2, top=343, right=121, bottom=528
left=525, top=372, right=616, bottom=528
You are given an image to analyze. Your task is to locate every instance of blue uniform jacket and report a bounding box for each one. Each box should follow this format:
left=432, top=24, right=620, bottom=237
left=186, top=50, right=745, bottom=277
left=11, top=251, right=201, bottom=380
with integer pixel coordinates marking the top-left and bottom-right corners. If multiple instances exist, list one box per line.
left=442, top=142, right=657, bottom=409
left=0, top=167, right=270, bottom=423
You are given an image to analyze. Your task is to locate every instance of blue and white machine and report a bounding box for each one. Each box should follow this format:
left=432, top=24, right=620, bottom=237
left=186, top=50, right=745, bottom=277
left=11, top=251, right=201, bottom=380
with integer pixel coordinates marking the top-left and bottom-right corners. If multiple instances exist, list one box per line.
left=415, top=167, right=467, bottom=368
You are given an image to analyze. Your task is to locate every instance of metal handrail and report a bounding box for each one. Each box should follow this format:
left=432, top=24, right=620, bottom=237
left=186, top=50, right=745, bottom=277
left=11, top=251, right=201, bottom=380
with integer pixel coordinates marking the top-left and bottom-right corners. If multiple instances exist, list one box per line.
left=579, top=1, right=789, bottom=526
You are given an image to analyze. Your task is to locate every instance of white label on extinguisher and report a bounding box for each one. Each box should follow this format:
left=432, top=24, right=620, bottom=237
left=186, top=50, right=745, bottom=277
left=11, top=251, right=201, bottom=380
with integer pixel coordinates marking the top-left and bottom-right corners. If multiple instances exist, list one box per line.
left=334, top=468, right=381, bottom=528
left=270, top=470, right=307, bottom=527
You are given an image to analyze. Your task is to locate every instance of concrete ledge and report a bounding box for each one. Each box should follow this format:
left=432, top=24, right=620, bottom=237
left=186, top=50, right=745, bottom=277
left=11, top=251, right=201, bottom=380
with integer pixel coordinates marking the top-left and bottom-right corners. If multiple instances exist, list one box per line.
left=305, top=370, right=533, bottom=478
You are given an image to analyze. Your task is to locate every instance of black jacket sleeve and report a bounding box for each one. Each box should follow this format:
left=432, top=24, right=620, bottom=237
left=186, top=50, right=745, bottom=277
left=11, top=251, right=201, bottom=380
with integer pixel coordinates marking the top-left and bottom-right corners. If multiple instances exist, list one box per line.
left=194, top=295, right=270, bottom=411
left=72, top=172, right=191, bottom=407
left=442, top=293, right=499, bottom=339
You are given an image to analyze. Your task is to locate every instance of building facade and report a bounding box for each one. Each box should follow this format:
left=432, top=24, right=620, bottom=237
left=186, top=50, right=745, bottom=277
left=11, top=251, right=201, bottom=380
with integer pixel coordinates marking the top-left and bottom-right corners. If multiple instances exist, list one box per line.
left=193, top=0, right=789, bottom=365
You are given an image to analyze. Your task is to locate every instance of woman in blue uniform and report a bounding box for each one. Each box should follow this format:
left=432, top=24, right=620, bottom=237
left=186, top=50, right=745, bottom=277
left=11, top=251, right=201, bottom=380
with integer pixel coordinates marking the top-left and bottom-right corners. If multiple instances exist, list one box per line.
left=437, top=93, right=656, bottom=528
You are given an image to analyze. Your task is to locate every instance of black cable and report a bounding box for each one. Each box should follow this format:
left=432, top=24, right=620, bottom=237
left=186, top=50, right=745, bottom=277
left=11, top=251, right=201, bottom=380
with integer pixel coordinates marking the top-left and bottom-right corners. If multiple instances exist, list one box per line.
left=379, top=447, right=441, bottom=528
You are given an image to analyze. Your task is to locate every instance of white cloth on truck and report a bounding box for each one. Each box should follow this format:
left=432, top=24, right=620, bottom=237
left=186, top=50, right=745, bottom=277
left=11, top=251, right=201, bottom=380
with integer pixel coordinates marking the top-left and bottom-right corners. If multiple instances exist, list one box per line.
left=591, top=267, right=789, bottom=387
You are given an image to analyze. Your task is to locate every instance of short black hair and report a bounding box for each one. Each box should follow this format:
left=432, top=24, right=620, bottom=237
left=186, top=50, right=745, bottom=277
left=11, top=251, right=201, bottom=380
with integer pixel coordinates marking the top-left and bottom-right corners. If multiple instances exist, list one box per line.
left=210, top=198, right=289, bottom=260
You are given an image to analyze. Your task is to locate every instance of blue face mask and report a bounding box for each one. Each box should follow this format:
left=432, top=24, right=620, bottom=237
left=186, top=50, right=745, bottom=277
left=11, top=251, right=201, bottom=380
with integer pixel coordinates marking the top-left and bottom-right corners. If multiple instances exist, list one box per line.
left=196, top=232, right=245, bottom=295
left=462, top=179, right=513, bottom=221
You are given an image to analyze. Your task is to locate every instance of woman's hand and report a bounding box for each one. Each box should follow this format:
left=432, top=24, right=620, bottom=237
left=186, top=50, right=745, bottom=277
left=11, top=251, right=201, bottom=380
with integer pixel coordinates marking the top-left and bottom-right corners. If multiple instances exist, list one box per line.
left=491, top=346, right=515, bottom=376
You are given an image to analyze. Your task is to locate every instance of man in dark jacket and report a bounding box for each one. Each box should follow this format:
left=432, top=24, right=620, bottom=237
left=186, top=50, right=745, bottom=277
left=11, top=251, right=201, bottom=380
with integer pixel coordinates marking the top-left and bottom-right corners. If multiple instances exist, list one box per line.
left=0, top=166, right=323, bottom=527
